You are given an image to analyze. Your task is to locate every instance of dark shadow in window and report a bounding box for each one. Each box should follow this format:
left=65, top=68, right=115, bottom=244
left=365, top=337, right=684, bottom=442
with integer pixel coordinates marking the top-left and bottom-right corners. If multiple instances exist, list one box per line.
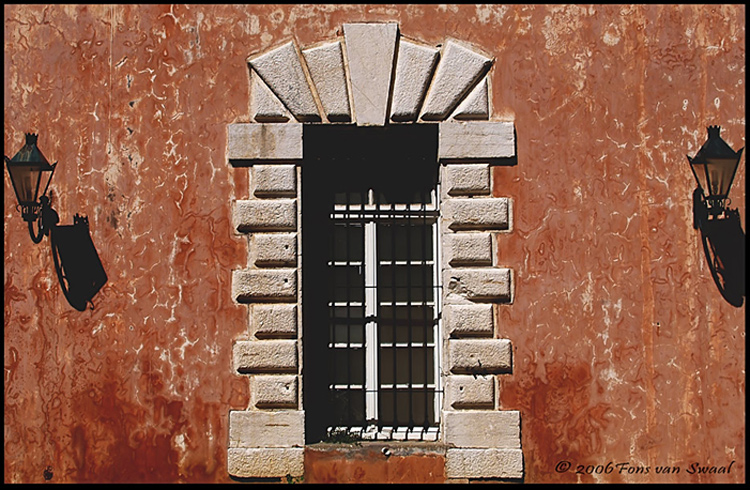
left=302, top=124, right=438, bottom=443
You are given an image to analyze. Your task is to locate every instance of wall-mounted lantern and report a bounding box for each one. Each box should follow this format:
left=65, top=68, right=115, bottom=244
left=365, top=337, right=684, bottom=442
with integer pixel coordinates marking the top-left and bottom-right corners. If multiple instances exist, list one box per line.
left=687, top=125, right=745, bottom=307
left=4, top=133, right=58, bottom=242
left=688, top=126, right=744, bottom=223
left=5, top=133, right=108, bottom=311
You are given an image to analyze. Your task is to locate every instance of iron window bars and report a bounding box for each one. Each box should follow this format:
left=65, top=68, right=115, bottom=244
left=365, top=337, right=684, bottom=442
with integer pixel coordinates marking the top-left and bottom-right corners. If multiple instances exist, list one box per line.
left=325, top=187, right=443, bottom=441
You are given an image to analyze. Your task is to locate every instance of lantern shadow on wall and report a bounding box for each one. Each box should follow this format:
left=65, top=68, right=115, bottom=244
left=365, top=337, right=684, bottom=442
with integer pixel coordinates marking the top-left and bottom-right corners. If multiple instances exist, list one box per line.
left=688, top=126, right=745, bottom=307
left=5, top=133, right=107, bottom=311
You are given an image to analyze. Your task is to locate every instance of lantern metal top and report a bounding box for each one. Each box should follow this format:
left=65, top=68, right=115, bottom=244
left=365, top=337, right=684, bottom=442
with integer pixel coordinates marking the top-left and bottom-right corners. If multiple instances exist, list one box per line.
left=5, top=133, right=54, bottom=169
left=689, top=126, right=743, bottom=165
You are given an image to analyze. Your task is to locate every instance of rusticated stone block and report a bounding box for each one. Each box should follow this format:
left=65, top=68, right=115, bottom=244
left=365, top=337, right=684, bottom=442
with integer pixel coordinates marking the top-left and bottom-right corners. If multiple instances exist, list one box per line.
left=252, top=304, right=297, bottom=339
left=443, top=304, right=494, bottom=338
left=228, top=123, right=303, bottom=163
left=443, top=410, right=521, bottom=449
left=443, top=164, right=490, bottom=196
left=253, top=164, right=297, bottom=197
left=446, top=448, right=523, bottom=479
left=233, top=199, right=297, bottom=233
left=442, top=197, right=510, bottom=231
left=443, top=268, right=512, bottom=303
left=229, top=409, right=305, bottom=447
left=233, top=339, right=298, bottom=373
left=443, top=232, right=492, bottom=266
left=447, top=338, right=512, bottom=374
left=228, top=447, right=304, bottom=478
left=251, top=375, right=299, bottom=408
left=438, top=121, right=515, bottom=160
left=253, top=233, right=297, bottom=267
left=233, top=269, right=297, bottom=302
left=445, top=374, right=495, bottom=409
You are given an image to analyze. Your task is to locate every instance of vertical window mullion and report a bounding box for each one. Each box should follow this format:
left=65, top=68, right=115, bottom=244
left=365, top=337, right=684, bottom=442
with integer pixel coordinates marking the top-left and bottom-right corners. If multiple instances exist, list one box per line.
left=421, top=189, right=430, bottom=429
left=345, top=192, right=351, bottom=426
left=406, top=201, right=414, bottom=431
left=390, top=201, right=397, bottom=428
left=328, top=207, right=336, bottom=430
left=364, top=192, right=378, bottom=425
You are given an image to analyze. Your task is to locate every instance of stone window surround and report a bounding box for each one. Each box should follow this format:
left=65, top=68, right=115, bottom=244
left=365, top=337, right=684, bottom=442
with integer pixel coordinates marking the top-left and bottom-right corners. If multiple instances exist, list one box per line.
left=226, top=23, right=522, bottom=481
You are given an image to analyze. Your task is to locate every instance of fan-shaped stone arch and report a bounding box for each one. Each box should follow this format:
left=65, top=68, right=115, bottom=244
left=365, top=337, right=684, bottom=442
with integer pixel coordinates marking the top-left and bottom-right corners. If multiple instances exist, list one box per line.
left=247, top=23, right=495, bottom=125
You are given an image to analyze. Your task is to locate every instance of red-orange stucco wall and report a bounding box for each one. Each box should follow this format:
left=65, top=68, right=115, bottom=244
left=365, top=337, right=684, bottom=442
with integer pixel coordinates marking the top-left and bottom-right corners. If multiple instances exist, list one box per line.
left=4, top=4, right=744, bottom=483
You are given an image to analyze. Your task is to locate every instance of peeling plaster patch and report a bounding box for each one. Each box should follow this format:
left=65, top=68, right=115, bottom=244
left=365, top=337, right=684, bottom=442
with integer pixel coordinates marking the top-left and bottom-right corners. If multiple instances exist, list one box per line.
left=602, top=24, right=621, bottom=46
left=581, top=272, right=594, bottom=313
left=248, top=15, right=260, bottom=35
left=437, top=4, right=459, bottom=14
left=475, top=4, right=509, bottom=25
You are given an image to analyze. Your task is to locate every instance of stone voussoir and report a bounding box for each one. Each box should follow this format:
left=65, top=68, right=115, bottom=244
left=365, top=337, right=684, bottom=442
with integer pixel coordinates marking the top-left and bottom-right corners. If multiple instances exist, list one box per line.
left=248, top=41, right=320, bottom=122
left=343, top=23, right=399, bottom=126
left=421, top=40, right=492, bottom=121
left=302, top=41, right=351, bottom=122
left=390, top=38, right=440, bottom=122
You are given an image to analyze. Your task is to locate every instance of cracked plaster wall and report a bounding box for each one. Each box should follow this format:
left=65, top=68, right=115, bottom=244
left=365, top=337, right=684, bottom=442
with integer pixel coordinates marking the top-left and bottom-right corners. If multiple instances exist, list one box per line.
left=4, top=4, right=745, bottom=484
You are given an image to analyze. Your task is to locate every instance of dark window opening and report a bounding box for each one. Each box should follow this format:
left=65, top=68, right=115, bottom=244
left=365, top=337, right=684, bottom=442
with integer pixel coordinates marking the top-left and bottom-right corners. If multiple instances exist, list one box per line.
left=303, top=125, right=442, bottom=443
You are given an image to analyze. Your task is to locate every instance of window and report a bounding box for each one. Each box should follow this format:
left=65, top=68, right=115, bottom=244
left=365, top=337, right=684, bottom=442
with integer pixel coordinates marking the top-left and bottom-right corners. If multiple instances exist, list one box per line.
left=326, top=188, right=442, bottom=440
left=303, top=125, right=441, bottom=443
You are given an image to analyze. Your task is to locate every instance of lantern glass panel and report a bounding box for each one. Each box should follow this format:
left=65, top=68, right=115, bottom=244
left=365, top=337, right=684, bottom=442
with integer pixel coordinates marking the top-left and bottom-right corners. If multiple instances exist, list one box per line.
left=704, top=157, right=740, bottom=199
left=7, top=163, right=45, bottom=205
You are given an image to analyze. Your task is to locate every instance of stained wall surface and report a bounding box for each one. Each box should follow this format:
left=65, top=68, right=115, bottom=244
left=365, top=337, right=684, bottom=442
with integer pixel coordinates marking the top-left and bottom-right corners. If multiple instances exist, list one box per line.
left=4, top=4, right=744, bottom=483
